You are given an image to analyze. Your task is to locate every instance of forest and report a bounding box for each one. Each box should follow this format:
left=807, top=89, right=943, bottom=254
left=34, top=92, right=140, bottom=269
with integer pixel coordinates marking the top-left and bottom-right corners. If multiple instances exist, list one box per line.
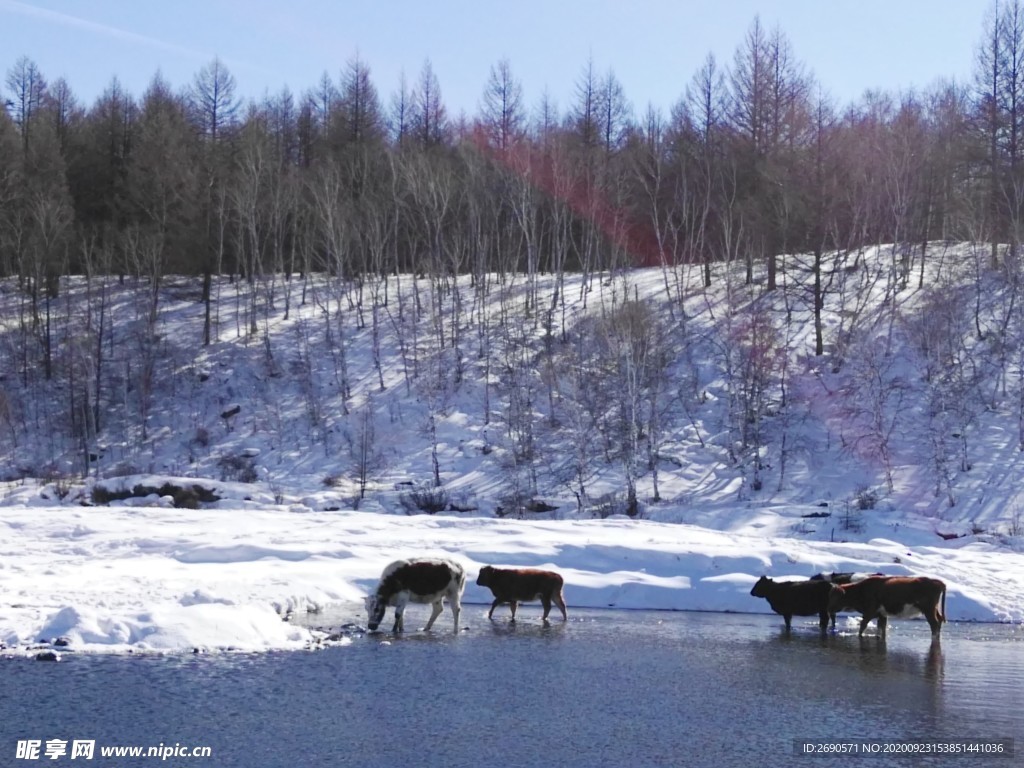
left=4, top=6, right=1024, bottom=523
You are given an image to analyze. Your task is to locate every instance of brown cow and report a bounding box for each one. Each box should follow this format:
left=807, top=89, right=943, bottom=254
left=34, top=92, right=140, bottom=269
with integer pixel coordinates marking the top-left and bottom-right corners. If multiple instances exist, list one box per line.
left=827, top=576, right=946, bottom=638
left=476, top=566, right=568, bottom=621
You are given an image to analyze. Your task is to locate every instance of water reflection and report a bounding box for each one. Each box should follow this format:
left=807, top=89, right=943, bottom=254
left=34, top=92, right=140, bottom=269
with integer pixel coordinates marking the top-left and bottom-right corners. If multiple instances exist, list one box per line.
left=482, top=617, right=570, bottom=640
left=827, top=635, right=946, bottom=681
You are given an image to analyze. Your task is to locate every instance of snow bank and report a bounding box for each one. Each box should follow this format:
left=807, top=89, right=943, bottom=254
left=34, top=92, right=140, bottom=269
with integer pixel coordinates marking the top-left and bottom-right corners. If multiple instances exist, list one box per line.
left=2, top=504, right=1022, bottom=656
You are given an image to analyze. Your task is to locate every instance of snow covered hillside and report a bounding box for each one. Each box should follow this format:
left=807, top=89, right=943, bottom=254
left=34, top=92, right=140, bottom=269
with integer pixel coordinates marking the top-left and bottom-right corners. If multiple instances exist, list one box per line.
left=2, top=242, right=1023, bottom=653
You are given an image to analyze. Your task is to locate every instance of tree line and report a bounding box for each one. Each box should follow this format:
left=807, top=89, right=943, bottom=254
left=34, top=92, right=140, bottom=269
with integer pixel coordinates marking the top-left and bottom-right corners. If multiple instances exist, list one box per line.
left=3, top=8, right=1023, bottom=325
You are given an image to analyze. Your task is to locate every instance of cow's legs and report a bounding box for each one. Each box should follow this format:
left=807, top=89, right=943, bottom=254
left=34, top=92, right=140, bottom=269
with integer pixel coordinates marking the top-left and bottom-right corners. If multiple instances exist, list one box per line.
left=817, top=611, right=830, bottom=632
left=553, top=592, right=568, bottom=621
left=540, top=595, right=552, bottom=620
left=392, top=595, right=411, bottom=632
left=858, top=614, right=873, bottom=637
left=423, top=599, right=444, bottom=631
left=487, top=599, right=502, bottom=619
left=783, top=614, right=793, bottom=631
left=509, top=600, right=518, bottom=621
left=449, top=596, right=461, bottom=633
left=877, top=615, right=888, bottom=639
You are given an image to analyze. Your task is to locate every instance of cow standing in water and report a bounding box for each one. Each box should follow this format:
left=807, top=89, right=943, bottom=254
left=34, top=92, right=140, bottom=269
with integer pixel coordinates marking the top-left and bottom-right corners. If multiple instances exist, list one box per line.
left=751, top=573, right=889, bottom=632
left=828, top=576, right=946, bottom=639
left=364, top=558, right=466, bottom=633
left=750, top=576, right=837, bottom=632
left=476, top=566, right=568, bottom=621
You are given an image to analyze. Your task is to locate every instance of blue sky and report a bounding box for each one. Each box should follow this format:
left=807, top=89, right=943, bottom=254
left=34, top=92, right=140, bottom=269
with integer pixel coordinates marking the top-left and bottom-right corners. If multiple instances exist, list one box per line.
left=2, top=0, right=993, bottom=118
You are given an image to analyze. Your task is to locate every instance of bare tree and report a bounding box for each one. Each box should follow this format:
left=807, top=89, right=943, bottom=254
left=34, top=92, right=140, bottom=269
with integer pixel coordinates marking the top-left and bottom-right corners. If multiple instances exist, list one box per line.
left=189, top=57, right=240, bottom=145
left=905, top=282, right=981, bottom=505
left=0, top=108, right=20, bottom=276
left=232, top=114, right=271, bottom=334
left=494, top=287, right=541, bottom=502
left=599, top=299, right=670, bottom=511
left=999, top=0, right=1024, bottom=259
left=358, top=155, right=397, bottom=391
left=190, top=59, right=239, bottom=347
left=410, top=60, right=449, bottom=148
left=338, top=53, right=385, bottom=147
left=552, top=334, right=604, bottom=514
left=975, top=0, right=1006, bottom=266
left=308, top=157, right=353, bottom=406
left=841, top=332, right=909, bottom=494
left=72, top=77, right=136, bottom=236
left=480, top=57, right=525, bottom=151
left=348, top=397, right=384, bottom=504
left=45, top=77, right=82, bottom=158
left=388, top=70, right=413, bottom=147
left=805, top=88, right=843, bottom=356
left=5, top=56, right=47, bottom=154
left=722, top=300, right=785, bottom=492
left=673, top=52, right=728, bottom=289
left=571, top=57, right=602, bottom=151
left=298, top=71, right=337, bottom=163
left=128, top=74, right=197, bottom=280
left=728, top=17, right=811, bottom=289
left=598, top=68, right=631, bottom=156
left=533, top=88, right=560, bottom=147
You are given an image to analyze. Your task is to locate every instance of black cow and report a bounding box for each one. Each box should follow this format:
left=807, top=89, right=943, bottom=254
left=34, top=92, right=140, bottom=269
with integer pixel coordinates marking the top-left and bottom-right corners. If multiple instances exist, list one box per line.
left=750, top=576, right=836, bottom=632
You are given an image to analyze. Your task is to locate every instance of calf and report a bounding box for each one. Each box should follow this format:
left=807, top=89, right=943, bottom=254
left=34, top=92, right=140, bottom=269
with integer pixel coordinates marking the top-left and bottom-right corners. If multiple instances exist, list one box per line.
left=476, top=566, right=568, bottom=621
left=750, top=576, right=835, bottom=632
left=827, top=576, right=946, bottom=638
left=364, top=558, right=466, bottom=633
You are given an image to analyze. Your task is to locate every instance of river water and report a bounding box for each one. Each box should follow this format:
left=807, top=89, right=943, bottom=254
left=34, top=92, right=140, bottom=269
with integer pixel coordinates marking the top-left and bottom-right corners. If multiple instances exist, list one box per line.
left=1, top=609, right=1021, bottom=767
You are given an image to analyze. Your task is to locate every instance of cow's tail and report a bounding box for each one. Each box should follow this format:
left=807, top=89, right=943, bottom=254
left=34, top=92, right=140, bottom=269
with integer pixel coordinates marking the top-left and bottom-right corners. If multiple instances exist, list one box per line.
left=940, top=583, right=947, bottom=624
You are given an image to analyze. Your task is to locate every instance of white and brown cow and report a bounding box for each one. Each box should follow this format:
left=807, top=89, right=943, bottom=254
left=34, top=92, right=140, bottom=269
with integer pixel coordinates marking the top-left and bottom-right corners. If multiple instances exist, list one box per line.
left=364, top=558, right=466, bottom=633
left=827, top=575, right=946, bottom=638
left=476, top=566, right=568, bottom=621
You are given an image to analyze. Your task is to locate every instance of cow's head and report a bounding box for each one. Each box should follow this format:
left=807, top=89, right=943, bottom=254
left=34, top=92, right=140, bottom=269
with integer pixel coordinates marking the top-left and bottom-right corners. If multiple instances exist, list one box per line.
left=475, top=566, right=494, bottom=588
left=750, top=576, right=773, bottom=597
left=364, top=593, right=386, bottom=631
